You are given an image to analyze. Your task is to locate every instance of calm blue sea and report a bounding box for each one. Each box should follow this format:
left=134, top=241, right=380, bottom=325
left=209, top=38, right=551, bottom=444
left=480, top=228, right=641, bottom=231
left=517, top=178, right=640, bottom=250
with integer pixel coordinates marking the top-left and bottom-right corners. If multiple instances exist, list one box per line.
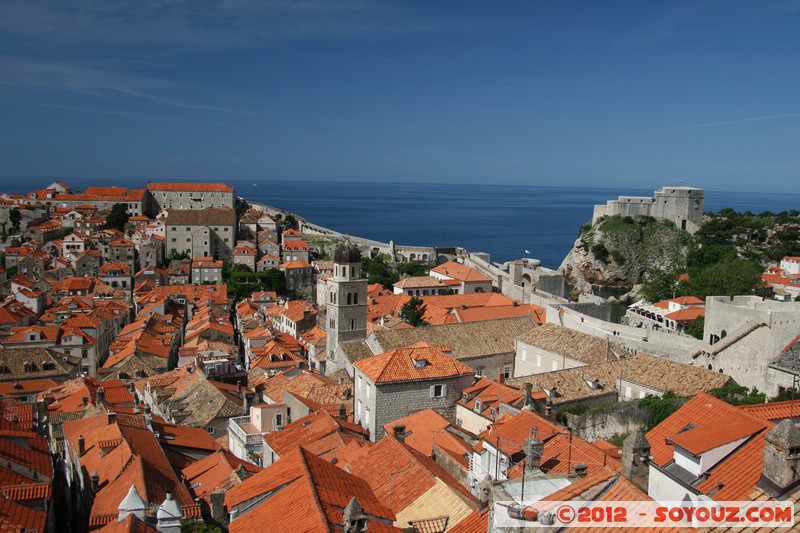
left=3, top=178, right=798, bottom=269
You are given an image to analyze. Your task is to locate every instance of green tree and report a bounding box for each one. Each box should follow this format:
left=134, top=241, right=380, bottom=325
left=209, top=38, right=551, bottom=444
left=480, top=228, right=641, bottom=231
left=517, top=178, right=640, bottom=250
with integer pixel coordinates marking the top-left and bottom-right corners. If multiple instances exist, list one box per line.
left=361, top=254, right=399, bottom=288
left=640, top=268, right=680, bottom=302
left=124, top=221, right=136, bottom=238
left=709, top=384, right=766, bottom=406
left=400, top=296, right=428, bottom=327
left=106, top=203, right=130, bottom=232
left=686, top=244, right=738, bottom=275
left=686, top=316, right=704, bottom=340
left=686, top=258, right=762, bottom=299
left=9, top=208, right=21, bottom=233
left=283, top=214, right=298, bottom=230
left=169, top=250, right=190, bottom=261
left=639, top=391, right=685, bottom=430
left=398, top=262, right=432, bottom=277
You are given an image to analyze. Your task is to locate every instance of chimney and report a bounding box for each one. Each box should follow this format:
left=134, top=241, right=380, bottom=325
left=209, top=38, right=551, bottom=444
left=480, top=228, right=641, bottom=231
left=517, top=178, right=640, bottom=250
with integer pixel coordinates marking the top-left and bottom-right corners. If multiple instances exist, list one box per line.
left=338, top=403, right=347, bottom=420
left=392, top=424, right=407, bottom=442
left=156, top=492, right=183, bottom=533
left=343, top=497, right=367, bottom=533
left=757, top=419, right=800, bottom=497
left=118, top=484, right=146, bottom=523
left=244, top=391, right=254, bottom=414
left=90, top=471, right=100, bottom=493
left=107, top=412, right=117, bottom=425
left=621, top=429, right=651, bottom=493
left=477, top=474, right=492, bottom=511
left=96, top=387, right=105, bottom=405
left=544, top=399, right=553, bottom=419
left=498, top=371, right=505, bottom=385
left=209, top=491, right=228, bottom=527
left=78, top=435, right=85, bottom=455
left=144, top=405, right=153, bottom=431
left=573, top=463, right=589, bottom=478
left=523, top=429, right=544, bottom=475
left=523, top=383, right=534, bottom=409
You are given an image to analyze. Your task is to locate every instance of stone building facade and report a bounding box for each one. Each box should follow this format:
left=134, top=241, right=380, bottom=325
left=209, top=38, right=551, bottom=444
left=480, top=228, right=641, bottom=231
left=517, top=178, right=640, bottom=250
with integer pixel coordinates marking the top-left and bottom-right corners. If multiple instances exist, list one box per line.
left=146, top=182, right=236, bottom=213
left=164, top=209, right=237, bottom=260
left=592, top=186, right=704, bottom=234
left=352, top=344, right=475, bottom=441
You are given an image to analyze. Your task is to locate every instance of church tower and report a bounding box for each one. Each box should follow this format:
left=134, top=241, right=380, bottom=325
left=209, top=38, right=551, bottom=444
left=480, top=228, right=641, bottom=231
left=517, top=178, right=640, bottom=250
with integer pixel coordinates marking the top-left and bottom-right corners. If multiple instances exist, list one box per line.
left=326, top=242, right=367, bottom=375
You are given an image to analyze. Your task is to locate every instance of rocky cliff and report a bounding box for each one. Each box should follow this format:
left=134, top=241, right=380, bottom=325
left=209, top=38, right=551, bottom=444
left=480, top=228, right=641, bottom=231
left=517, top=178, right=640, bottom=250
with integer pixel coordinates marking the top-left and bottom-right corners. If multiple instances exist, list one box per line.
left=559, top=215, right=692, bottom=300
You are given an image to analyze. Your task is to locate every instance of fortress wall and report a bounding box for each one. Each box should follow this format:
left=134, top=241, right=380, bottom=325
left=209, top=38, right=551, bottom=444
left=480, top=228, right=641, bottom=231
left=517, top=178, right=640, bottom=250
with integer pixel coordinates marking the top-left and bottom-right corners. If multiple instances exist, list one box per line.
left=546, top=304, right=705, bottom=362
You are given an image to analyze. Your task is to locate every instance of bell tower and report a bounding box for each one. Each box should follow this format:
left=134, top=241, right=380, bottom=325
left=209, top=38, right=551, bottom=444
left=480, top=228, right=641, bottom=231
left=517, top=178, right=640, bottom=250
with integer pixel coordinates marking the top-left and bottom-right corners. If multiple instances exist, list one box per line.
left=326, top=242, right=367, bottom=375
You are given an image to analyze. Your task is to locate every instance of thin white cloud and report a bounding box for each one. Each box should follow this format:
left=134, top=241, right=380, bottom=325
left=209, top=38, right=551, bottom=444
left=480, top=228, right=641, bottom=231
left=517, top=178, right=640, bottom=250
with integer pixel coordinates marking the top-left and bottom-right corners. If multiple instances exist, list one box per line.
left=0, top=0, right=470, bottom=52
left=110, top=87, right=249, bottom=115
left=0, top=56, right=246, bottom=116
left=642, top=112, right=800, bottom=134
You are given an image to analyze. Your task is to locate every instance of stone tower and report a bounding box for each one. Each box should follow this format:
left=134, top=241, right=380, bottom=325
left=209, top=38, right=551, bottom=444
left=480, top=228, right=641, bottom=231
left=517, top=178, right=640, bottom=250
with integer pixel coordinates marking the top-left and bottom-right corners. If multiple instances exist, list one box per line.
left=326, top=242, right=367, bottom=375
left=621, top=429, right=651, bottom=492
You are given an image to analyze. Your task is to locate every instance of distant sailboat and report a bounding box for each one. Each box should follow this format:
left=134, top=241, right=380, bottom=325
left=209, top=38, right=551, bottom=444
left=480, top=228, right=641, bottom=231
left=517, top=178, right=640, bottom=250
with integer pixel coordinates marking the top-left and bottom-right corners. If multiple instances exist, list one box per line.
left=525, top=249, right=531, bottom=254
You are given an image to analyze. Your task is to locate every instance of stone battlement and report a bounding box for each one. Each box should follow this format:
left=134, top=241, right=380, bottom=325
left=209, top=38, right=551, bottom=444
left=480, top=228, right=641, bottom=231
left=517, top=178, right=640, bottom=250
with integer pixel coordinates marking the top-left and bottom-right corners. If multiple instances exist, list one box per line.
left=592, top=186, right=704, bottom=234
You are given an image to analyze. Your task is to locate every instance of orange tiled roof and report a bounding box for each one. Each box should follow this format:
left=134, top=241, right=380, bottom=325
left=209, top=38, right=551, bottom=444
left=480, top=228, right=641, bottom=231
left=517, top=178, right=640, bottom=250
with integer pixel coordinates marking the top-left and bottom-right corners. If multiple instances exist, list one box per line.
left=180, top=449, right=261, bottom=504
left=474, top=409, right=563, bottom=456
left=0, top=482, right=51, bottom=501
left=226, top=446, right=395, bottom=532
left=283, top=239, right=308, bottom=251
left=382, top=408, right=472, bottom=459
left=649, top=392, right=768, bottom=463
left=646, top=392, right=773, bottom=501
left=354, top=342, right=474, bottom=384
left=280, top=260, right=313, bottom=269
left=263, top=411, right=361, bottom=457
left=430, top=261, right=491, bottom=282
left=147, top=182, right=233, bottom=192
left=460, top=378, right=525, bottom=417
left=0, top=494, right=47, bottom=533
left=343, top=434, right=476, bottom=514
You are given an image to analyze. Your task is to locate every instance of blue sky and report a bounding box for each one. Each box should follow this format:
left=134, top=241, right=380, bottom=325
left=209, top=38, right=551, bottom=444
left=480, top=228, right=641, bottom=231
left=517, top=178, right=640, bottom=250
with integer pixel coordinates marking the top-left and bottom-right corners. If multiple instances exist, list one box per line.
left=1, top=1, right=799, bottom=193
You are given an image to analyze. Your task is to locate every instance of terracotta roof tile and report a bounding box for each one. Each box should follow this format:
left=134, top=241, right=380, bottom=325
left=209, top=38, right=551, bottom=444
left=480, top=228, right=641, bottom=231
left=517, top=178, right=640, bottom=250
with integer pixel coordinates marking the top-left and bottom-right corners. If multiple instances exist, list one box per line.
left=430, top=262, right=491, bottom=283
left=354, top=343, right=474, bottom=383
left=646, top=392, right=773, bottom=501
left=382, top=408, right=473, bottom=459
left=0, top=494, right=47, bottom=533
left=147, top=182, right=233, bottom=192
left=343, top=435, right=476, bottom=518
left=227, top=446, right=396, bottom=532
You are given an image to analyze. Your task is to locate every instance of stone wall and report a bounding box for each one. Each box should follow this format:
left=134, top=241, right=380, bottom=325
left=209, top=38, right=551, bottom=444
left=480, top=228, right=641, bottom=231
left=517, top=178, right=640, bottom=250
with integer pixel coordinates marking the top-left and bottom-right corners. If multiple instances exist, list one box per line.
left=563, top=401, right=650, bottom=441
left=592, top=186, right=704, bottom=234
left=432, top=443, right=470, bottom=490
left=365, top=374, right=474, bottom=441
left=546, top=304, right=703, bottom=362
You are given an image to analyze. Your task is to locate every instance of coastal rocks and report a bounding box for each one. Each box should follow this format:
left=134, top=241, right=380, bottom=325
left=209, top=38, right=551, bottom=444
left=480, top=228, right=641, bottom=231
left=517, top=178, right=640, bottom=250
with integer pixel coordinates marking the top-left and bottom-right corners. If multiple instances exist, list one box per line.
left=559, top=216, right=691, bottom=299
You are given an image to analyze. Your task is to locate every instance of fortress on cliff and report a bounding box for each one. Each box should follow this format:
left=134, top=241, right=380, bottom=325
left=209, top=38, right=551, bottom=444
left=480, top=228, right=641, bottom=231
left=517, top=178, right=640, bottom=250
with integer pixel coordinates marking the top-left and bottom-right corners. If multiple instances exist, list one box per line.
left=592, top=186, right=704, bottom=234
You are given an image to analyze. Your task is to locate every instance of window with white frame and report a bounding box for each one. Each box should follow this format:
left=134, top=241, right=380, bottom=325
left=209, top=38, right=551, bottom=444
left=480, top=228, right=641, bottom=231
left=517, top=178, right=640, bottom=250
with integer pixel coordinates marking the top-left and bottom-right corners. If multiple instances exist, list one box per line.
left=430, top=384, right=446, bottom=398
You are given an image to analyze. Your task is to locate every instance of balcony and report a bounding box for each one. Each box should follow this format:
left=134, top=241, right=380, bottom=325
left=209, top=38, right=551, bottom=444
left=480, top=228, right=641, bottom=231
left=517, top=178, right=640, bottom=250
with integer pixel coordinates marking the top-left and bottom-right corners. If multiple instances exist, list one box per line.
left=228, top=415, right=265, bottom=446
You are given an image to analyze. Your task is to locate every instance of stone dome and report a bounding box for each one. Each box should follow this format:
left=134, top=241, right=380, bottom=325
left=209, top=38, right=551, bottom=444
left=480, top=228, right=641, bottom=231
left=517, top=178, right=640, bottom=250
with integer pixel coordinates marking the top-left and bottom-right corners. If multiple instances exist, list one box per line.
left=334, top=242, right=361, bottom=264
